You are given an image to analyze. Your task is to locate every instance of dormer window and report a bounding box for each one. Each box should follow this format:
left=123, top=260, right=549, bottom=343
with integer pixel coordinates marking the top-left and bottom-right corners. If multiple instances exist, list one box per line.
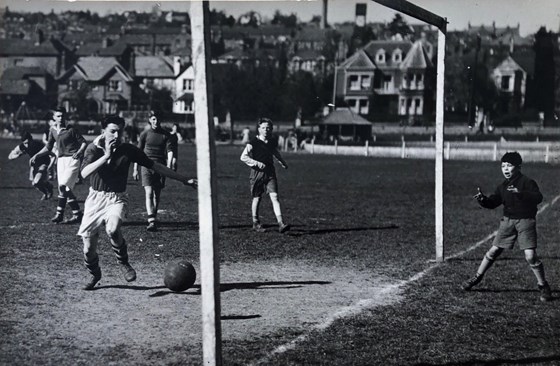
left=392, top=49, right=402, bottom=63
left=376, top=49, right=386, bottom=64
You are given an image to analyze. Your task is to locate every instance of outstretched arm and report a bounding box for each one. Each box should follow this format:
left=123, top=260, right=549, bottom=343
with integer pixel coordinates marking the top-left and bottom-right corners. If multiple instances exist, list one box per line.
left=151, top=162, right=197, bottom=189
left=8, top=145, right=24, bottom=160
left=474, top=186, right=502, bottom=209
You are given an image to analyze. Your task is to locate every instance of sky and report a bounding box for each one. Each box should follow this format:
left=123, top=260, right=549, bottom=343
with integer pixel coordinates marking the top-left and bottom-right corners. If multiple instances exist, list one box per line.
left=1, top=0, right=559, bottom=36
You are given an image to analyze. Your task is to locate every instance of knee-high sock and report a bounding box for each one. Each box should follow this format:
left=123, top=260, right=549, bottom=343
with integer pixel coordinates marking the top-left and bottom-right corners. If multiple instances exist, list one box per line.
left=530, top=261, right=547, bottom=286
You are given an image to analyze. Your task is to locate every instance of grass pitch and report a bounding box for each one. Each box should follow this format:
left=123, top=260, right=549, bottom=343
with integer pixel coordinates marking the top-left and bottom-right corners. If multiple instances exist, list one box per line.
left=0, top=139, right=559, bottom=365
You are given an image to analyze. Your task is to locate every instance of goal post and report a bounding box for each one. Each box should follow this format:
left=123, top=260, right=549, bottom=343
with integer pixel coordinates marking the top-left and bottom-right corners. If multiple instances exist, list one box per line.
left=190, top=1, right=223, bottom=365
left=370, top=0, right=447, bottom=262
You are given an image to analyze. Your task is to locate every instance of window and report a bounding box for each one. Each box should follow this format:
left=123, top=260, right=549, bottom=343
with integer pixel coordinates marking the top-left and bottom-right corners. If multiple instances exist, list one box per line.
left=376, top=50, right=386, bottom=63
left=182, top=79, right=193, bottom=91
left=383, top=75, right=392, bottom=91
left=415, top=98, right=422, bottom=115
left=108, top=80, right=122, bottom=91
left=67, top=80, right=79, bottom=90
left=359, top=99, right=369, bottom=114
left=392, top=50, right=402, bottom=63
left=501, top=75, right=510, bottom=91
left=361, top=75, right=371, bottom=89
left=349, top=75, right=360, bottom=90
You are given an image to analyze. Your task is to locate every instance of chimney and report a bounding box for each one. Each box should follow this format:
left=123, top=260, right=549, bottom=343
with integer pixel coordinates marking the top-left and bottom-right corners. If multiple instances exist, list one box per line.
left=355, top=3, right=366, bottom=28
left=34, top=29, right=44, bottom=45
left=173, top=56, right=182, bottom=76
left=129, top=51, right=136, bottom=75
left=102, top=37, right=111, bottom=48
left=321, top=0, right=328, bottom=29
left=509, top=36, right=514, bottom=53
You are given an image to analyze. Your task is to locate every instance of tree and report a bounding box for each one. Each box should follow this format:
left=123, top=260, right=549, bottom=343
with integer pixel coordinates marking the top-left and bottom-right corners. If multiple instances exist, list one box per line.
left=533, top=27, right=556, bottom=124
left=387, top=13, right=413, bottom=39
left=271, top=10, right=298, bottom=28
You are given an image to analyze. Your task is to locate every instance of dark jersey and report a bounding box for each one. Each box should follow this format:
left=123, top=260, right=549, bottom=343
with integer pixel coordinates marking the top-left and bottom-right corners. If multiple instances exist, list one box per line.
left=137, top=127, right=172, bottom=165
left=82, top=141, right=154, bottom=193
left=46, top=127, right=86, bottom=157
left=248, top=137, right=278, bottom=174
left=479, top=173, right=543, bottom=219
left=20, top=140, right=50, bottom=167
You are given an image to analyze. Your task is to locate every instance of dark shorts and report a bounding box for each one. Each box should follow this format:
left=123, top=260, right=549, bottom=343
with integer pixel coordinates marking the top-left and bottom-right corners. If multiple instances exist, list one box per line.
left=141, top=166, right=165, bottom=189
left=492, top=217, right=537, bottom=250
left=250, top=170, right=278, bottom=197
left=32, top=163, right=48, bottom=178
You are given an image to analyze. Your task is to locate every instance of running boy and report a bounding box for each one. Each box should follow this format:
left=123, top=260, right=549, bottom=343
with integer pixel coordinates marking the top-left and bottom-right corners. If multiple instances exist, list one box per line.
left=462, top=151, right=553, bottom=302
left=240, top=118, right=290, bottom=233
left=8, top=131, right=55, bottom=200
left=132, top=110, right=175, bottom=232
left=31, top=107, right=87, bottom=224
left=78, top=115, right=197, bottom=290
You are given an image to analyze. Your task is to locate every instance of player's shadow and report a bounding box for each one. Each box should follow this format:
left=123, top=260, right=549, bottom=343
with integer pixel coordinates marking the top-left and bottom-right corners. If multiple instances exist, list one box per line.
left=221, top=314, right=261, bottom=320
left=413, top=354, right=560, bottom=366
left=219, top=280, right=331, bottom=292
left=94, top=284, right=167, bottom=291
left=286, top=224, right=399, bottom=236
left=148, top=280, right=331, bottom=297
left=122, top=220, right=198, bottom=231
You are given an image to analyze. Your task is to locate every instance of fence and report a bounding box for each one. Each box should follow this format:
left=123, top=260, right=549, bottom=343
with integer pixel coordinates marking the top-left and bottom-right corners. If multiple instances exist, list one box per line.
left=303, top=139, right=560, bottom=164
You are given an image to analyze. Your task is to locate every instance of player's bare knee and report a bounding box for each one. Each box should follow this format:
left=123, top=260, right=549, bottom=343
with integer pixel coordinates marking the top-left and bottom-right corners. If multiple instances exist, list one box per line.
left=269, top=193, right=279, bottom=201
left=486, top=246, right=503, bottom=261
left=524, top=249, right=538, bottom=265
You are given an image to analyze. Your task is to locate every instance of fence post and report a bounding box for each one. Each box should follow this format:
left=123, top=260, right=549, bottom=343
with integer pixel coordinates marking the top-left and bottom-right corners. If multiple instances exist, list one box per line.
left=365, top=140, right=369, bottom=157
left=493, top=143, right=497, bottom=161
left=401, top=140, right=406, bottom=159
left=311, top=136, right=315, bottom=154
left=373, top=134, right=376, bottom=142
left=335, top=138, right=338, bottom=155
left=445, top=141, right=450, bottom=160
left=545, top=144, right=549, bottom=163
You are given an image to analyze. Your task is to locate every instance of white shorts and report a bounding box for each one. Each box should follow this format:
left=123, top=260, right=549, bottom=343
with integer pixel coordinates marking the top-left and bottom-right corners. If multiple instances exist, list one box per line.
left=57, top=156, right=81, bottom=189
left=77, top=188, right=129, bottom=237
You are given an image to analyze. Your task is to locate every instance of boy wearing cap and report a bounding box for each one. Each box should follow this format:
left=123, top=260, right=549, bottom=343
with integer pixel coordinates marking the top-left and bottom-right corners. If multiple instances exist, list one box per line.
left=462, top=151, right=552, bottom=302
left=8, top=131, right=55, bottom=200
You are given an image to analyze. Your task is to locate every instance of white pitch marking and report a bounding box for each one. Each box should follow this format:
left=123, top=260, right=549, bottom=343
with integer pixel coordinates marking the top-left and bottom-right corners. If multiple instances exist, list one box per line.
left=249, top=193, right=560, bottom=366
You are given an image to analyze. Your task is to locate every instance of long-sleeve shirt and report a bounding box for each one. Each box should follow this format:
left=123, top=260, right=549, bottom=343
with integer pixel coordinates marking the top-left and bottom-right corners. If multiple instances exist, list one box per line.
left=479, top=173, right=543, bottom=219
left=240, top=137, right=286, bottom=175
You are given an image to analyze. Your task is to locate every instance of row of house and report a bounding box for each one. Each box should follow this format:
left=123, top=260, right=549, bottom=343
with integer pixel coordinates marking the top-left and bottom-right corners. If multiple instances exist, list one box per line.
left=0, top=11, right=552, bottom=124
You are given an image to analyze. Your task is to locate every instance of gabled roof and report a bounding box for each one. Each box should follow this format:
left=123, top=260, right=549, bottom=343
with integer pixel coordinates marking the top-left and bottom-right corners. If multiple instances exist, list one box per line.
left=511, top=50, right=535, bottom=76
left=59, top=57, right=133, bottom=82
left=0, top=80, right=32, bottom=95
left=492, top=55, right=525, bottom=74
left=75, top=40, right=130, bottom=57
left=134, top=56, right=174, bottom=78
left=338, top=50, right=376, bottom=70
left=320, top=108, right=372, bottom=126
left=0, top=66, right=47, bottom=81
left=0, top=38, right=65, bottom=56
left=400, top=41, right=433, bottom=69
left=363, top=40, right=413, bottom=68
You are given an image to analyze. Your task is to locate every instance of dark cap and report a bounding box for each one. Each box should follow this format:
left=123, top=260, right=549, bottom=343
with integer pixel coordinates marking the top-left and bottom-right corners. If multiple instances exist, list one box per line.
left=501, top=151, right=522, bottom=166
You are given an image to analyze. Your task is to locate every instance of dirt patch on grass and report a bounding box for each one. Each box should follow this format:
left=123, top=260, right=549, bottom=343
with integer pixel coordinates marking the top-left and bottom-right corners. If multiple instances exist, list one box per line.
left=0, top=253, right=403, bottom=365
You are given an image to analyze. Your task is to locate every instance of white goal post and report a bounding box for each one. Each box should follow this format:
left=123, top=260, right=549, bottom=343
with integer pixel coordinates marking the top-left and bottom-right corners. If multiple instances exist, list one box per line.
left=371, top=0, right=447, bottom=262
